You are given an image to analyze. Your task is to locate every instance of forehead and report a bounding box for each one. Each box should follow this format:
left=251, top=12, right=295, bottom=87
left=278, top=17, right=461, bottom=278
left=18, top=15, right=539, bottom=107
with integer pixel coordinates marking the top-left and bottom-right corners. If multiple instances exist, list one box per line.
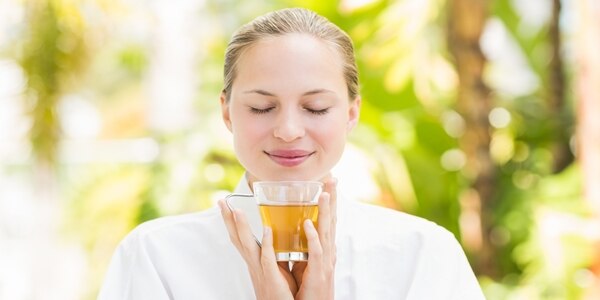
left=232, top=33, right=346, bottom=95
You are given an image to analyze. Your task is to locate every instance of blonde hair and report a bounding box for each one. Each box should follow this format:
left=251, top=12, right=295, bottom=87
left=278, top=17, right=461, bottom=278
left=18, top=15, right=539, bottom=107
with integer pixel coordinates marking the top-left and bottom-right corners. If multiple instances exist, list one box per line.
left=223, top=8, right=358, bottom=101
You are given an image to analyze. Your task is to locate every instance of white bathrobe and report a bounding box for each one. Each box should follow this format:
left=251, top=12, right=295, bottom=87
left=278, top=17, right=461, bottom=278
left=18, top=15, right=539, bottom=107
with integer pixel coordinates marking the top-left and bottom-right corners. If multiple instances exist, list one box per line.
left=99, top=177, right=485, bottom=299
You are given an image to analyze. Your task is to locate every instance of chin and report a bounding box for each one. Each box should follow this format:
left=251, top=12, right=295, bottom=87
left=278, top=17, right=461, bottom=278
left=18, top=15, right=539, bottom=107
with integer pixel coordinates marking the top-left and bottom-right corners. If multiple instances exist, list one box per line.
left=259, top=170, right=325, bottom=182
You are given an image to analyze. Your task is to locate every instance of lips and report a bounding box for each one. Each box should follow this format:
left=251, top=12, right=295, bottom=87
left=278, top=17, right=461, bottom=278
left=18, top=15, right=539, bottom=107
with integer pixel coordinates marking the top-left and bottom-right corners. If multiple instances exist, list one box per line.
left=265, top=149, right=315, bottom=167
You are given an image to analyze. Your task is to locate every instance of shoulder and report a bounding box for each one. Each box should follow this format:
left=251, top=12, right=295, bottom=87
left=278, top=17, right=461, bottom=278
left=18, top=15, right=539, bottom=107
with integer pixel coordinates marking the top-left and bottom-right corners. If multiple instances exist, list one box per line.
left=347, top=205, right=486, bottom=298
left=118, top=206, right=224, bottom=251
left=99, top=207, right=238, bottom=299
left=341, top=200, right=458, bottom=249
left=349, top=200, right=451, bottom=234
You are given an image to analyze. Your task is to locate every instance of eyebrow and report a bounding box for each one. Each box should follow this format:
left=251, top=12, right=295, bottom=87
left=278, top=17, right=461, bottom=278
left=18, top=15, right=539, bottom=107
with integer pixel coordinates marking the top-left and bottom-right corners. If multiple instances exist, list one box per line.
left=243, top=89, right=334, bottom=97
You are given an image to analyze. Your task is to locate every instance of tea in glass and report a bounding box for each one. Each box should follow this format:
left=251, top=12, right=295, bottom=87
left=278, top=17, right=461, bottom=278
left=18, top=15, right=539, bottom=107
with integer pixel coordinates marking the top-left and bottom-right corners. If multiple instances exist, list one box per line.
left=253, top=181, right=323, bottom=261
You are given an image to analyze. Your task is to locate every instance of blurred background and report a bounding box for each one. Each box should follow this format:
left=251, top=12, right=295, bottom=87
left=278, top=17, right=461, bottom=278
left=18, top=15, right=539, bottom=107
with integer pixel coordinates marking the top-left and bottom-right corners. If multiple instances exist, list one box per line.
left=1, top=0, right=599, bottom=299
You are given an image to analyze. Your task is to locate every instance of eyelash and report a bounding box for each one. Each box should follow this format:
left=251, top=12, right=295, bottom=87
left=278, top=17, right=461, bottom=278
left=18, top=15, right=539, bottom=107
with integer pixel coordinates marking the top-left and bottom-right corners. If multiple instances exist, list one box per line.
left=249, top=107, right=330, bottom=115
left=250, top=107, right=274, bottom=114
left=306, top=108, right=329, bottom=115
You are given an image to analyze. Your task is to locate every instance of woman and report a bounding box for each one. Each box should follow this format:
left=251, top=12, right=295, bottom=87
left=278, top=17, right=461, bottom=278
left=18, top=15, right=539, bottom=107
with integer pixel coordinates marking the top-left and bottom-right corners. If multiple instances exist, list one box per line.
left=99, top=8, right=485, bottom=299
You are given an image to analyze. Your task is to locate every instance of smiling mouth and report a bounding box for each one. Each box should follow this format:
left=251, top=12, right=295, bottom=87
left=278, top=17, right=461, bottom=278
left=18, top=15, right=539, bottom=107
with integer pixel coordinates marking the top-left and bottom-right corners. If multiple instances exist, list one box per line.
left=264, top=150, right=315, bottom=167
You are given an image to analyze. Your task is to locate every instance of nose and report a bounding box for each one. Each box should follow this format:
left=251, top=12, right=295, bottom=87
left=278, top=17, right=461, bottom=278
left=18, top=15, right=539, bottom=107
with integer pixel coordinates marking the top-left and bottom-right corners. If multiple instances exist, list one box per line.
left=273, top=111, right=305, bottom=142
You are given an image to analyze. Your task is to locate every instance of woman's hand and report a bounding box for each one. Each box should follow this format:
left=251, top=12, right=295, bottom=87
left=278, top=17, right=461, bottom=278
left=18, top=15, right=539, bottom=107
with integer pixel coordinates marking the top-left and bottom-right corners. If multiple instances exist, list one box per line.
left=219, top=200, right=296, bottom=299
left=219, top=177, right=337, bottom=300
left=292, top=178, right=337, bottom=300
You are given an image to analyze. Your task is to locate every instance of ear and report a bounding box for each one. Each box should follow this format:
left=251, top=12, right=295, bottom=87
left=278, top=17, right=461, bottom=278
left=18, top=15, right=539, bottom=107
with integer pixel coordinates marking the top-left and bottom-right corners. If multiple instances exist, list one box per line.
left=347, top=96, right=361, bottom=132
left=220, top=91, right=233, bottom=132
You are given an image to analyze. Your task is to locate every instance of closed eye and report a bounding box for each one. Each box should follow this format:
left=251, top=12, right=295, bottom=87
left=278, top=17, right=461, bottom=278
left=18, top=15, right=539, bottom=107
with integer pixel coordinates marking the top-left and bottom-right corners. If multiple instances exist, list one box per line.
left=306, top=107, right=329, bottom=115
left=249, top=107, right=275, bottom=114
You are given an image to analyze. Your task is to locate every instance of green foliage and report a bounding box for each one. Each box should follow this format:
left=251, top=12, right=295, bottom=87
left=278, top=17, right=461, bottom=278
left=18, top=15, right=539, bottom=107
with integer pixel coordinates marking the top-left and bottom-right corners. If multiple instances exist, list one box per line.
left=309, top=0, right=463, bottom=237
left=11, top=0, right=594, bottom=299
left=117, top=45, right=148, bottom=78
left=19, top=0, right=88, bottom=164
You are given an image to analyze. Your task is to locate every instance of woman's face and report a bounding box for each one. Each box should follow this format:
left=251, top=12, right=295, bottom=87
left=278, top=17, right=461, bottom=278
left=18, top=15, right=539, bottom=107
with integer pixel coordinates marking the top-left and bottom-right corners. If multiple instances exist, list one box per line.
left=221, top=33, right=360, bottom=183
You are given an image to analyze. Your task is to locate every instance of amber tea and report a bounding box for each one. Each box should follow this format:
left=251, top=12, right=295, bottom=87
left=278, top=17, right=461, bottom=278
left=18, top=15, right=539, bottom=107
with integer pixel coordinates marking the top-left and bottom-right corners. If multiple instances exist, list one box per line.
left=259, top=203, right=318, bottom=253
left=253, top=181, right=323, bottom=261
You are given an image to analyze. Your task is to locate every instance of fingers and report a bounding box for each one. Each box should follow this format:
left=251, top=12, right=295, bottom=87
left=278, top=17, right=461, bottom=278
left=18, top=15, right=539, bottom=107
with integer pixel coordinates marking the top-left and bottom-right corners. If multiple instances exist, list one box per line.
left=304, top=218, right=323, bottom=269
left=260, top=227, right=280, bottom=274
left=220, top=200, right=296, bottom=299
left=317, top=178, right=338, bottom=270
left=288, top=179, right=338, bottom=299
left=233, top=209, right=261, bottom=260
left=263, top=227, right=299, bottom=295
left=324, top=178, right=338, bottom=241
left=219, top=199, right=260, bottom=263
left=317, top=192, right=331, bottom=249
left=219, top=200, right=242, bottom=249
left=318, top=191, right=337, bottom=266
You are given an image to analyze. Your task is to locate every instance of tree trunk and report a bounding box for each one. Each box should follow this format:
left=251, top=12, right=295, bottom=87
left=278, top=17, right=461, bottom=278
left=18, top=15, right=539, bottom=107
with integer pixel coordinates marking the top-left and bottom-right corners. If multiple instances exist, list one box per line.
left=575, top=0, right=600, bottom=298
left=448, top=0, right=499, bottom=279
left=549, top=0, right=573, bottom=173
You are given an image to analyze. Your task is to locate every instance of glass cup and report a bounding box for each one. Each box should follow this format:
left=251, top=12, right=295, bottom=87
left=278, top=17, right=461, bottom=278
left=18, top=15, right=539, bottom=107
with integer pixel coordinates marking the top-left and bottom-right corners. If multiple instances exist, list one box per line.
left=253, top=181, right=323, bottom=261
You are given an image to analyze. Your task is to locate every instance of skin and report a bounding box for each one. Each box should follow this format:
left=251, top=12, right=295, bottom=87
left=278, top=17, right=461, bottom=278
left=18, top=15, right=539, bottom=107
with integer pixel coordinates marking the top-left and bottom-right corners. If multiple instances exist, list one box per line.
left=219, top=33, right=360, bottom=299
left=220, top=33, right=360, bottom=184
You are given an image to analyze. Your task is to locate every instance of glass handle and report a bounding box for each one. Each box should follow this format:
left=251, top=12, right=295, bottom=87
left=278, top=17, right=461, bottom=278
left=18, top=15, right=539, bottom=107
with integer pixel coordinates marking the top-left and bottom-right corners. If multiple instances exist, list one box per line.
left=224, top=193, right=262, bottom=247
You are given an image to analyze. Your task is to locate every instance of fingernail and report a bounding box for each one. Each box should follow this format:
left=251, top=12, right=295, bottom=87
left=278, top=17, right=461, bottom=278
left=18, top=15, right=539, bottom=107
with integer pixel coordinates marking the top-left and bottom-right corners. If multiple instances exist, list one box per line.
left=304, top=219, right=313, bottom=229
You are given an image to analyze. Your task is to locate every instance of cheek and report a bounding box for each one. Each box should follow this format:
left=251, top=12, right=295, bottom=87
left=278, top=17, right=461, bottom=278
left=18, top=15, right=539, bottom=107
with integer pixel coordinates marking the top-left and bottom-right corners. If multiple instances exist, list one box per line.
left=232, top=116, right=269, bottom=147
left=312, top=119, right=347, bottom=150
